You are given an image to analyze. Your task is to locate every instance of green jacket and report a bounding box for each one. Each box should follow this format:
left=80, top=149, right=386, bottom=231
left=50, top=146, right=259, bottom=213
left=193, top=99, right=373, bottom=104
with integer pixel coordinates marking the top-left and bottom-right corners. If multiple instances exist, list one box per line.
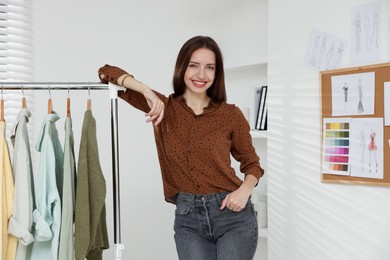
left=75, top=110, right=109, bottom=260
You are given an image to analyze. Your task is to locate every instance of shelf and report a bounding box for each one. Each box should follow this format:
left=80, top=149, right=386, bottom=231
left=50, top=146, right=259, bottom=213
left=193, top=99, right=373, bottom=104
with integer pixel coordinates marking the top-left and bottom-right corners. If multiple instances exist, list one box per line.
left=250, top=130, right=267, bottom=139
left=258, top=227, right=268, bottom=238
left=225, top=61, right=267, bottom=72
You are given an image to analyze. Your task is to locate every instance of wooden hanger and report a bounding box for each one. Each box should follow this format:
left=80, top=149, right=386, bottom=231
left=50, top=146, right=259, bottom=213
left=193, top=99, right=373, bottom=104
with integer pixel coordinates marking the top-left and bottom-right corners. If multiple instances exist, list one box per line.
left=21, top=83, right=27, bottom=109
left=48, top=84, right=53, bottom=114
left=48, top=98, right=53, bottom=114
left=67, top=98, right=71, bottom=117
left=22, top=97, right=27, bottom=109
left=67, top=86, right=71, bottom=117
left=87, top=98, right=91, bottom=110
left=87, top=84, right=91, bottom=110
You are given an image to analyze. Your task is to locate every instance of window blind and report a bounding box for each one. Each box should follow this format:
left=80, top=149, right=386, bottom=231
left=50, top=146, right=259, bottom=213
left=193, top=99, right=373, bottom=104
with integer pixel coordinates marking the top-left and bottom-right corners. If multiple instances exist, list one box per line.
left=0, top=0, right=32, bottom=137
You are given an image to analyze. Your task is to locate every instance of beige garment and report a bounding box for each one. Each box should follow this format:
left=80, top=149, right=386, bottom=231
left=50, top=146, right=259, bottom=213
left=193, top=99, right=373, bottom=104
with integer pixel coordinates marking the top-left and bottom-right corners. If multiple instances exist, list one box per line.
left=0, top=121, right=18, bottom=260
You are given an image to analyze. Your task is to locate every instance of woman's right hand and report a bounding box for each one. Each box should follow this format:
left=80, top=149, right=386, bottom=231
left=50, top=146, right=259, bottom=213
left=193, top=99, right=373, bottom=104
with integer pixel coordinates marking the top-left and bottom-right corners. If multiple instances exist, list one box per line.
left=142, top=87, right=165, bottom=126
left=114, top=69, right=164, bottom=126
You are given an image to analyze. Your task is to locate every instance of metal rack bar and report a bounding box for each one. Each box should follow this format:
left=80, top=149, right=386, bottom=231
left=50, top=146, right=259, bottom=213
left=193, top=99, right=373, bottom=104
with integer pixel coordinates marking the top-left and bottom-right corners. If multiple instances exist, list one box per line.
left=0, top=82, right=108, bottom=90
left=0, top=81, right=125, bottom=260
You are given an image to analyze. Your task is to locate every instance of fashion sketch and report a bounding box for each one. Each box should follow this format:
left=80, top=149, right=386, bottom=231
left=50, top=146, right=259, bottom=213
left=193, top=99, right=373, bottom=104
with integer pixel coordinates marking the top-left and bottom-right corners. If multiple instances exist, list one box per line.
left=331, top=71, right=374, bottom=116
left=350, top=1, right=381, bottom=65
left=368, top=130, right=378, bottom=173
left=304, top=29, right=346, bottom=72
left=353, top=12, right=362, bottom=53
left=317, top=37, right=327, bottom=69
left=326, top=41, right=335, bottom=70
left=342, top=82, right=348, bottom=111
left=370, top=12, right=379, bottom=49
left=334, top=42, right=344, bottom=68
left=357, top=78, right=364, bottom=113
left=364, top=13, right=370, bottom=51
left=350, top=118, right=383, bottom=178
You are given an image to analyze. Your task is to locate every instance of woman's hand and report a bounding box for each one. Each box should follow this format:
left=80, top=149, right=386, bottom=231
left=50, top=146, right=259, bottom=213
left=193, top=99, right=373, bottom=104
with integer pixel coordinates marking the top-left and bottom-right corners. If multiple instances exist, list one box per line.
left=143, top=87, right=165, bottom=126
left=220, top=175, right=257, bottom=212
left=220, top=174, right=258, bottom=212
left=220, top=186, right=251, bottom=212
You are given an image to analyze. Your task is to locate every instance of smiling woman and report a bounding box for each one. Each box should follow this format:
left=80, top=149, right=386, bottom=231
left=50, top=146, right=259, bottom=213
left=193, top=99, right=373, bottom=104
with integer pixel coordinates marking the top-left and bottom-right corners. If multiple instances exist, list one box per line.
left=98, top=35, right=264, bottom=260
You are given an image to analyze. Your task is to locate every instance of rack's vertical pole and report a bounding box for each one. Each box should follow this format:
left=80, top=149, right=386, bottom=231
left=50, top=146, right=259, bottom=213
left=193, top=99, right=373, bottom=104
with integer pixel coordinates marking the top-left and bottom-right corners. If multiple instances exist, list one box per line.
left=109, top=82, right=126, bottom=260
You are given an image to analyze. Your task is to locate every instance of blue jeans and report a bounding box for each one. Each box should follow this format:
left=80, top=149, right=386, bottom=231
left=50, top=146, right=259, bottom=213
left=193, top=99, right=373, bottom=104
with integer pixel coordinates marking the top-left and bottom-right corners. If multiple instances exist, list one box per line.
left=174, top=192, right=258, bottom=260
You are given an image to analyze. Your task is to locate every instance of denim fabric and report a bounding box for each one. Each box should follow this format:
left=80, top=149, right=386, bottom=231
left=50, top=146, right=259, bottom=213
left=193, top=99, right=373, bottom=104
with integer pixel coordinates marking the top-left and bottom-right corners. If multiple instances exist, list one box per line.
left=174, top=192, right=258, bottom=260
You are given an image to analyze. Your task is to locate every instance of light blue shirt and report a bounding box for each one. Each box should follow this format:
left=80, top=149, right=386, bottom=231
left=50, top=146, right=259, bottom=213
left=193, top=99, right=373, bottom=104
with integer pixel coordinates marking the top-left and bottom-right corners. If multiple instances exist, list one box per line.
left=8, top=109, right=35, bottom=260
left=30, top=113, right=63, bottom=260
left=58, top=117, right=76, bottom=260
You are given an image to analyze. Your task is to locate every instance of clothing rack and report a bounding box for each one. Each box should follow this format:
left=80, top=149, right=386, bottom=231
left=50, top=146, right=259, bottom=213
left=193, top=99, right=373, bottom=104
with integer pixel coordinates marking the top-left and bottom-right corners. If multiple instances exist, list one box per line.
left=0, top=81, right=126, bottom=260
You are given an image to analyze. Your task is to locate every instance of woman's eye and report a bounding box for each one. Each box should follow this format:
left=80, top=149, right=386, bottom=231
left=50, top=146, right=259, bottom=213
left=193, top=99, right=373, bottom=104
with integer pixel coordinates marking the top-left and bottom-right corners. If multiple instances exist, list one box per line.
left=207, top=66, right=215, bottom=70
left=189, top=63, right=198, bottom=68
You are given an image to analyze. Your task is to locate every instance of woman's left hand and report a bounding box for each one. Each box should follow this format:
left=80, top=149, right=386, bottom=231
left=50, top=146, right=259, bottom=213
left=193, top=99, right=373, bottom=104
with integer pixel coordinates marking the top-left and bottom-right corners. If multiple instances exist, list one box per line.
left=220, top=186, right=252, bottom=212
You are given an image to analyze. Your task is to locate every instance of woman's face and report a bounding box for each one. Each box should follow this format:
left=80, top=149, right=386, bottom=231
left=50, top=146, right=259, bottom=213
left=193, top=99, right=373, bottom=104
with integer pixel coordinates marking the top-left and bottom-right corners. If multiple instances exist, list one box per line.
left=184, top=48, right=216, bottom=96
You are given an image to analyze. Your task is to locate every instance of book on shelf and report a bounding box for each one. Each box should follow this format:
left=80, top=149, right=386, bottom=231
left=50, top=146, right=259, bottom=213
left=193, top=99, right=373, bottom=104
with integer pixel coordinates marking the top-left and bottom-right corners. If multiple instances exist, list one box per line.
left=250, top=87, right=263, bottom=129
left=260, top=107, right=267, bottom=130
left=255, top=85, right=268, bottom=130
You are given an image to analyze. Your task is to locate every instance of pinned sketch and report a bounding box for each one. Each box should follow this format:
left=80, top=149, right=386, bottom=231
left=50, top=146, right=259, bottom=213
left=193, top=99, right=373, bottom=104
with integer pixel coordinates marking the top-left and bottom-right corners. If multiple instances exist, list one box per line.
left=350, top=118, right=383, bottom=179
left=385, top=82, right=390, bottom=126
left=331, top=72, right=375, bottom=116
left=304, top=29, right=347, bottom=71
left=351, top=1, right=381, bottom=65
left=322, top=118, right=351, bottom=176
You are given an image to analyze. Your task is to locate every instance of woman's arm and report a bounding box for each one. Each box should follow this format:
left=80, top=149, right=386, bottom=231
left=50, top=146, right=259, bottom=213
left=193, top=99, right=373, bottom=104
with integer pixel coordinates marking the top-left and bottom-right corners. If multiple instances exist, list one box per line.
left=98, top=64, right=165, bottom=126
left=118, top=74, right=165, bottom=125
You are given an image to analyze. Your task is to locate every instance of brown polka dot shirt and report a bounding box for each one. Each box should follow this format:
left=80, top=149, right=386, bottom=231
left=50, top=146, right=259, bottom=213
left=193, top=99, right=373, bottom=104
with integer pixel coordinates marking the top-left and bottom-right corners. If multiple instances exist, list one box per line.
left=119, top=89, right=264, bottom=203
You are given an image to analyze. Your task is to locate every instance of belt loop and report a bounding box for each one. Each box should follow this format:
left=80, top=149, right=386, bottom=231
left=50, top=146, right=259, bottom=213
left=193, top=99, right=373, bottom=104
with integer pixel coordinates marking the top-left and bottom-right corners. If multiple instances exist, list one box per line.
left=189, top=193, right=195, bottom=204
left=216, top=192, right=223, bottom=204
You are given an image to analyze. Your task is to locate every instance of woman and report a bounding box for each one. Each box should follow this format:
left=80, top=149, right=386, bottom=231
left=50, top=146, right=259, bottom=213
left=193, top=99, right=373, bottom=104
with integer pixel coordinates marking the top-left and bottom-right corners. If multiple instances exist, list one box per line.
left=98, top=35, right=264, bottom=260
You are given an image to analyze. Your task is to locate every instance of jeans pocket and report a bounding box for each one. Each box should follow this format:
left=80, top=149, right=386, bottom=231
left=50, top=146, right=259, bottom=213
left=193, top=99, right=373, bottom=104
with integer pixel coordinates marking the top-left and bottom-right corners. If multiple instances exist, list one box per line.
left=175, top=201, right=192, bottom=215
left=225, top=199, right=253, bottom=214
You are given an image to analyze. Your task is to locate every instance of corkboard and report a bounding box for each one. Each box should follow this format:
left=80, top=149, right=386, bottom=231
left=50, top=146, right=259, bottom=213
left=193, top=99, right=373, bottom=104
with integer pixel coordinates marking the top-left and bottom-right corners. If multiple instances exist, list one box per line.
left=320, top=62, right=390, bottom=186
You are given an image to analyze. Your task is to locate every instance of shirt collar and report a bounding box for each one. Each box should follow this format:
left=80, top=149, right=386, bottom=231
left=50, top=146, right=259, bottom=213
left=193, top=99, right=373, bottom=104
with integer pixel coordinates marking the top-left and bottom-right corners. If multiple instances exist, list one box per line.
left=176, top=95, right=220, bottom=115
left=35, top=112, right=60, bottom=152
left=10, top=109, right=32, bottom=143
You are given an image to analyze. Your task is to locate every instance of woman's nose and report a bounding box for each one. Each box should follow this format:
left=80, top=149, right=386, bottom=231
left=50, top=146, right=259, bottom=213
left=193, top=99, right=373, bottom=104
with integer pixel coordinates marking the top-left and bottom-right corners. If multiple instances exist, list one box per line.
left=197, top=67, right=206, bottom=78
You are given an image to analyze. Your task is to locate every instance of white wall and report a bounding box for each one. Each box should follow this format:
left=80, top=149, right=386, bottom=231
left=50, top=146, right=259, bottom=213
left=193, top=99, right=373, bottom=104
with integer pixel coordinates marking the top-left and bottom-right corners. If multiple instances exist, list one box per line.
left=30, top=0, right=266, bottom=259
left=268, top=0, right=390, bottom=260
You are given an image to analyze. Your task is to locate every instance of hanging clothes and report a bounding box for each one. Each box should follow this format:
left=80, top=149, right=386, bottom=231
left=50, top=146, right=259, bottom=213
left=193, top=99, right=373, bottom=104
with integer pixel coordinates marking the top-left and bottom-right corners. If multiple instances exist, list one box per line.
left=30, top=113, right=63, bottom=260
left=8, top=109, right=35, bottom=260
left=0, top=121, right=18, bottom=260
left=75, top=110, right=109, bottom=260
left=58, top=117, right=76, bottom=260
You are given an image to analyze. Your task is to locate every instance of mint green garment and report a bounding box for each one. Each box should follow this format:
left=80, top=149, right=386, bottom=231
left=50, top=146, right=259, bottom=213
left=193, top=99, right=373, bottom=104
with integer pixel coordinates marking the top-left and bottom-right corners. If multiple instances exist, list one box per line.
left=75, top=110, right=109, bottom=260
left=8, top=109, right=35, bottom=260
left=58, top=117, right=76, bottom=260
left=30, top=113, right=63, bottom=260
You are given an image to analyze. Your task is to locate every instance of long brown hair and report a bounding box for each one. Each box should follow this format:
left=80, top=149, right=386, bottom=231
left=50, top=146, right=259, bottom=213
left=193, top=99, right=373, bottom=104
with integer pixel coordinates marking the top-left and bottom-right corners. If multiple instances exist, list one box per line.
left=172, top=36, right=226, bottom=102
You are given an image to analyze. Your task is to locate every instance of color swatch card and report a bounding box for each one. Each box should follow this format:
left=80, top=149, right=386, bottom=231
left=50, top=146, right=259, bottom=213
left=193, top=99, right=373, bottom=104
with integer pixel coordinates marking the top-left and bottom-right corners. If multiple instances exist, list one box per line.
left=322, top=118, right=351, bottom=175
